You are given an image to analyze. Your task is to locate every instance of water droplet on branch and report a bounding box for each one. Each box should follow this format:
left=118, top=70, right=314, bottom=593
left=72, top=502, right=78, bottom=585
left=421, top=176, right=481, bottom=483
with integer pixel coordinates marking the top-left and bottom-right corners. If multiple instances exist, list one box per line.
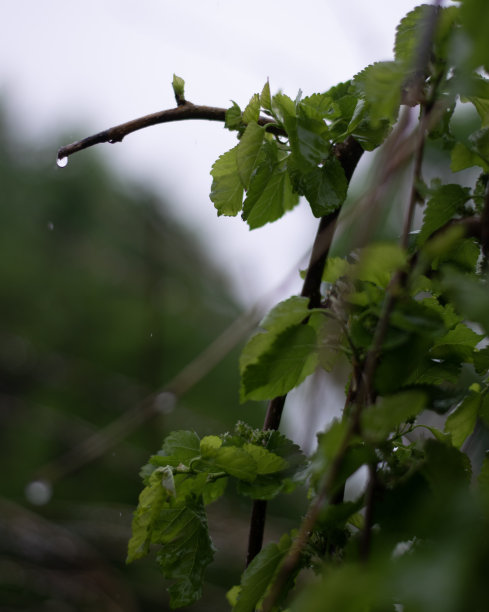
left=56, top=156, right=68, bottom=168
left=47, top=222, right=54, bottom=231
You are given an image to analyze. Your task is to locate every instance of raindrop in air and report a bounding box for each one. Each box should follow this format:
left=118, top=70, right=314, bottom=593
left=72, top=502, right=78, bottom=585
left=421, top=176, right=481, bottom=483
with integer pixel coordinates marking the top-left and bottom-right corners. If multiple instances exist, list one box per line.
left=56, top=155, right=68, bottom=168
left=155, top=392, right=176, bottom=415
left=25, top=480, right=52, bottom=506
left=47, top=222, right=54, bottom=231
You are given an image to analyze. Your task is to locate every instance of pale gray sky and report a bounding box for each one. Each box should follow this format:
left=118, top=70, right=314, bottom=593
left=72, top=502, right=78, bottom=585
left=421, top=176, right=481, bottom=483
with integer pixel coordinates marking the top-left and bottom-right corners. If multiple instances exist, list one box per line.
left=1, top=1, right=424, bottom=305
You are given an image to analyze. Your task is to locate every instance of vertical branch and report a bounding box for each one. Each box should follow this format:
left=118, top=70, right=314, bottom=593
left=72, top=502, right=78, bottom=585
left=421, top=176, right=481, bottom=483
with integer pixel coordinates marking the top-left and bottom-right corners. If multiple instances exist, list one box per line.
left=246, top=137, right=363, bottom=566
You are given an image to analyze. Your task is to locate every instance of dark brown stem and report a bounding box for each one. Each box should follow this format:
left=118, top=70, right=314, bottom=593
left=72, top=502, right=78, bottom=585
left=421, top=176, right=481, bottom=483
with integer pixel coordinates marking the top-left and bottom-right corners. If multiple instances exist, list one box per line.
left=57, top=102, right=284, bottom=161
left=246, top=137, right=363, bottom=566
left=246, top=500, right=268, bottom=566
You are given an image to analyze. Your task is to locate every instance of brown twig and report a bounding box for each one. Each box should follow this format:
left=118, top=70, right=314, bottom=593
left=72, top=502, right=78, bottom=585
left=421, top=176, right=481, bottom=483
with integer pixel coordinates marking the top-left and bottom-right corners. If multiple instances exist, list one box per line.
left=57, top=102, right=284, bottom=162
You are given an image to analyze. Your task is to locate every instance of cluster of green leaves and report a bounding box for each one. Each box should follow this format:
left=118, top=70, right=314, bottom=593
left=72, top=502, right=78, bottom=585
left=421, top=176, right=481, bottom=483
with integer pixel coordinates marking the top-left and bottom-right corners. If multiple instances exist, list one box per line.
left=130, top=1, right=489, bottom=610
left=127, top=424, right=306, bottom=607
left=209, top=72, right=389, bottom=228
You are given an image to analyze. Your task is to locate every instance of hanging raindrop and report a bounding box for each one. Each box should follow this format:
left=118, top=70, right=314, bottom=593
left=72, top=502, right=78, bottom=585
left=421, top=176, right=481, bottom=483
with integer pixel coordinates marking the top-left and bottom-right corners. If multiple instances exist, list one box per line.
left=56, top=155, right=68, bottom=168
left=47, top=222, right=54, bottom=231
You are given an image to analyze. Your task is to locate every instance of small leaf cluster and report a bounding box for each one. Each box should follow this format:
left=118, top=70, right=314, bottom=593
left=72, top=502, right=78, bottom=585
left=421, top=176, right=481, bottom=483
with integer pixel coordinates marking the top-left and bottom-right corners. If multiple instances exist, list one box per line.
left=210, top=69, right=399, bottom=228
left=127, top=426, right=306, bottom=607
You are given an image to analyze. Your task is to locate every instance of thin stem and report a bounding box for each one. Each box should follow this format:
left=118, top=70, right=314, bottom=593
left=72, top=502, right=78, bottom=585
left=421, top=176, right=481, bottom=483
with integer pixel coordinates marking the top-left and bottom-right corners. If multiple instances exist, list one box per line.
left=57, top=102, right=284, bottom=161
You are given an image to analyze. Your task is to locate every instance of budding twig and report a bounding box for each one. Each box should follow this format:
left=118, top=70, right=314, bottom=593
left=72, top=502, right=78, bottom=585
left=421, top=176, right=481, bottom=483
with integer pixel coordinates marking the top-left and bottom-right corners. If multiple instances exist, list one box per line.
left=57, top=102, right=284, bottom=162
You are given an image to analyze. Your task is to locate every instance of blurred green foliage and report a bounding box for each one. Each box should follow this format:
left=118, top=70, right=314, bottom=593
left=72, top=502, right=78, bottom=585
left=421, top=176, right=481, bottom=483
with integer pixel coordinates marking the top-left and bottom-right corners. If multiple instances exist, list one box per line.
left=0, top=106, right=265, bottom=610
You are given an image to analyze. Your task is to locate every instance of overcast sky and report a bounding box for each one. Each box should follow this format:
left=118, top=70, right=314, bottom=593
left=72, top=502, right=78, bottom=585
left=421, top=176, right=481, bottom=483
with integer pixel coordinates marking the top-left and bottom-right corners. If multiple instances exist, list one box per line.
left=1, top=1, right=425, bottom=306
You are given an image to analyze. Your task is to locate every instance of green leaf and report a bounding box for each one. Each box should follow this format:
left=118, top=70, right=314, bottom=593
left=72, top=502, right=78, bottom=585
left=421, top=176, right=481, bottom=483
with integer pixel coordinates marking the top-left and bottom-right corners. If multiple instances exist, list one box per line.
left=233, top=533, right=292, bottom=612
left=353, top=61, right=404, bottom=126
left=318, top=500, right=363, bottom=531
left=225, top=101, right=242, bottom=131
left=301, top=92, right=333, bottom=117
left=293, top=107, right=331, bottom=167
left=389, top=298, right=446, bottom=337
left=322, top=256, right=353, bottom=284
left=260, top=80, right=272, bottom=111
left=162, top=430, right=200, bottom=459
left=422, top=438, right=472, bottom=493
left=431, top=323, right=483, bottom=362
left=242, top=93, right=260, bottom=124
left=202, top=477, right=228, bottom=505
left=237, top=432, right=307, bottom=500
left=356, top=242, right=407, bottom=287
left=420, top=296, right=461, bottom=329
left=407, top=358, right=461, bottom=386
left=442, top=269, right=489, bottom=334
left=362, top=391, right=427, bottom=442
left=451, top=129, right=489, bottom=172
left=318, top=313, right=345, bottom=372
left=290, top=562, right=382, bottom=612
left=242, top=141, right=299, bottom=229
left=394, top=5, right=436, bottom=65
left=271, top=92, right=296, bottom=126
left=240, top=296, right=311, bottom=372
left=241, top=323, right=319, bottom=401
left=316, top=419, right=349, bottom=462
left=375, top=336, right=434, bottom=395
left=172, top=74, right=185, bottom=100
left=152, top=430, right=201, bottom=467
left=242, top=443, right=287, bottom=474
left=210, top=146, right=244, bottom=216
left=461, top=0, right=489, bottom=70
left=445, top=392, right=480, bottom=448
left=236, top=122, right=265, bottom=189
left=474, top=345, right=489, bottom=374
left=155, top=500, right=215, bottom=608
left=479, top=393, right=489, bottom=428
left=462, top=75, right=489, bottom=128
left=418, top=184, right=471, bottom=245
left=214, top=446, right=258, bottom=482
left=290, top=155, right=348, bottom=218
left=127, top=468, right=170, bottom=562
left=347, top=99, right=392, bottom=151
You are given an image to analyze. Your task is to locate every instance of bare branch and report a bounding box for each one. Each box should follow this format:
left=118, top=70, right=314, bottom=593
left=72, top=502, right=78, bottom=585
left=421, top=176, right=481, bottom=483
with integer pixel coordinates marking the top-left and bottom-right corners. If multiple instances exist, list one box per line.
left=57, top=101, right=284, bottom=161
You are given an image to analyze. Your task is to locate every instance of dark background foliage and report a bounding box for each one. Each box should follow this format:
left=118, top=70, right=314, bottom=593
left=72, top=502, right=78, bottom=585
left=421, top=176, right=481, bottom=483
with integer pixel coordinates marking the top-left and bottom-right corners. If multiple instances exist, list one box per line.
left=0, top=106, right=293, bottom=610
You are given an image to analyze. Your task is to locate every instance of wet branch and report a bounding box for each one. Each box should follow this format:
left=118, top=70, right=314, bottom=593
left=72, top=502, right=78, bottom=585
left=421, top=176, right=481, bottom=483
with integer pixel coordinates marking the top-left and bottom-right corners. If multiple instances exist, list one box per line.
left=57, top=102, right=284, bottom=162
